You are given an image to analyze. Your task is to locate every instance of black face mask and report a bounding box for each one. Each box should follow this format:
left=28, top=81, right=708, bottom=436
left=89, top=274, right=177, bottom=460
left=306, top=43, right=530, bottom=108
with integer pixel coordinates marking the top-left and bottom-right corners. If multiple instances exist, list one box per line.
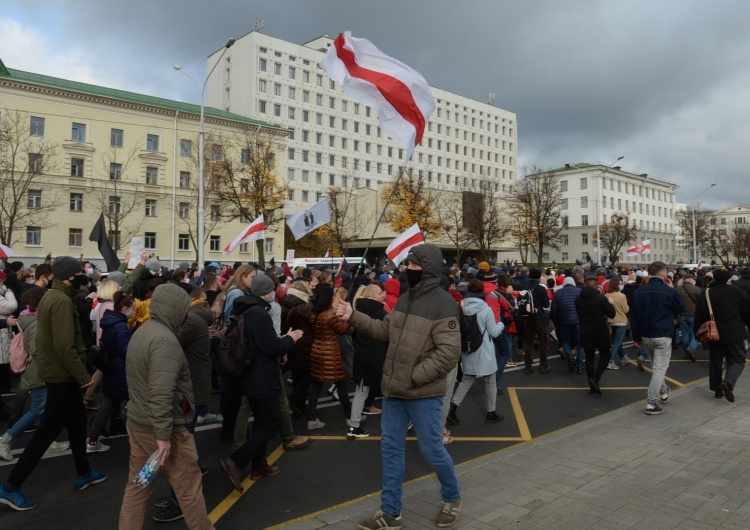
left=71, top=275, right=89, bottom=288
left=44, top=277, right=53, bottom=289
left=406, top=268, right=423, bottom=288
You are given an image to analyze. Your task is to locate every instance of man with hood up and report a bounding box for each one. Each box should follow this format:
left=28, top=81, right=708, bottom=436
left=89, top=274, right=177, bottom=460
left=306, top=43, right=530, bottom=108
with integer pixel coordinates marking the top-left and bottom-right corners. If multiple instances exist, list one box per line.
left=575, top=275, right=616, bottom=395
left=119, top=284, right=213, bottom=530
left=337, top=244, right=463, bottom=530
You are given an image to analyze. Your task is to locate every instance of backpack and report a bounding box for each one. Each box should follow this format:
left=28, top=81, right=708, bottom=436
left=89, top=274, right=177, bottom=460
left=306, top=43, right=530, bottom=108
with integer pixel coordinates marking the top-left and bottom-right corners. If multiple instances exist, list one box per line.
left=91, top=340, right=113, bottom=374
left=211, top=290, right=228, bottom=324
left=9, top=331, right=29, bottom=374
left=214, top=306, right=261, bottom=378
left=487, top=291, right=515, bottom=327
left=460, top=312, right=485, bottom=354
left=516, top=289, right=536, bottom=317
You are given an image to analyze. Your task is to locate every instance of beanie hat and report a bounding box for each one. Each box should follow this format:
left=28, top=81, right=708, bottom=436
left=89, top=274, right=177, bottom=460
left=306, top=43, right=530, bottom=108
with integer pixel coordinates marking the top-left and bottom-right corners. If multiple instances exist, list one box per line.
left=52, top=256, right=83, bottom=280
left=172, top=282, right=192, bottom=296
left=107, top=271, right=127, bottom=287
left=208, top=262, right=221, bottom=270
left=478, top=261, right=490, bottom=272
left=10, top=261, right=24, bottom=273
left=145, top=258, right=161, bottom=274
left=713, top=269, right=731, bottom=284
left=179, top=262, right=190, bottom=270
left=529, top=268, right=542, bottom=280
left=251, top=274, right=276, bottom=297
left=379, top=273, right=390, bottom=283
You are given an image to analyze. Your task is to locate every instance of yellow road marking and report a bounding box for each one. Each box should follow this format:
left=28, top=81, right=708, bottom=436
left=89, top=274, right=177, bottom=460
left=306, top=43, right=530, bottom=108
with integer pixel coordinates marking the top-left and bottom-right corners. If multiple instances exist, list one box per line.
left=507, top=387, right=532, bottom=442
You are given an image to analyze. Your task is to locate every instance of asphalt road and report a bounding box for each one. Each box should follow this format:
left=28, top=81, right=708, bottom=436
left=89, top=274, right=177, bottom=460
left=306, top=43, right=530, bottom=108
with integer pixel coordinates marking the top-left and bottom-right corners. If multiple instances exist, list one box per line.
left=0, top=339, right=711, bottom=530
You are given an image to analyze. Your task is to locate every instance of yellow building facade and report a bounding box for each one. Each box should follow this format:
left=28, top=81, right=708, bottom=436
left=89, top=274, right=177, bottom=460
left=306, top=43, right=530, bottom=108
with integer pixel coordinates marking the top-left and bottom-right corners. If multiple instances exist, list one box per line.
left=0, top=59, right=288, bottom=269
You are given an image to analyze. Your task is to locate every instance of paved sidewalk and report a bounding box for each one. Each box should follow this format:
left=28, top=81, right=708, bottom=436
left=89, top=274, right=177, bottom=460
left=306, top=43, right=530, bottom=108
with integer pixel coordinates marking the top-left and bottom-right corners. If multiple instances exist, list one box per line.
left=281, top=382, right=750, bottom=529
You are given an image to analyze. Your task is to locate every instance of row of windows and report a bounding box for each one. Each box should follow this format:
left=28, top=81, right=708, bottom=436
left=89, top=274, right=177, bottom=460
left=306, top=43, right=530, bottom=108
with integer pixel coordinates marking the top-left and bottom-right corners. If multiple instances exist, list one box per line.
left=559, top=196, right=674, bottom=219
left=547, top=251, right=673, bottom=263
left=559, top=215, right=674, bottom=233
left=30, top=116, right=163, bottom=152
left=560, top=177, right=675, bottom=203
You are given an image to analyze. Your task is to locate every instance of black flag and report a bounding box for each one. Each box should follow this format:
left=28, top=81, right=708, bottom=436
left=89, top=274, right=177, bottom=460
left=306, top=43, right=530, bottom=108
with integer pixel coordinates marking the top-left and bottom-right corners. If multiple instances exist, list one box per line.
left=89, top=213, right=121, bottom=272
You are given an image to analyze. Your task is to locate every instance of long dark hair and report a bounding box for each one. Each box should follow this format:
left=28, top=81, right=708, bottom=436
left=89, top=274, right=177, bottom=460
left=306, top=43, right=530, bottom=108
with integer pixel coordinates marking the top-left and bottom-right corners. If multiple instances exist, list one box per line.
left=311, top=283, right=334, bottom=314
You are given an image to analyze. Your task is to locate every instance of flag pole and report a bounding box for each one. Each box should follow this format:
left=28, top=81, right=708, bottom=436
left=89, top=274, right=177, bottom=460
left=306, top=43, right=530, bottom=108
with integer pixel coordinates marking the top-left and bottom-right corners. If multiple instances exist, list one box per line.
left=83, top=241, right=92, bottom=261
left=356, top=162, right=409, bottom=272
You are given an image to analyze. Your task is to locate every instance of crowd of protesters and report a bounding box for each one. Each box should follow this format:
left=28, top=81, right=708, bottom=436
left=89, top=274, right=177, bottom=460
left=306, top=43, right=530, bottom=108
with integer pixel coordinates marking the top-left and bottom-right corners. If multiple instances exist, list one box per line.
left=0, top=250, right=748, bottom=530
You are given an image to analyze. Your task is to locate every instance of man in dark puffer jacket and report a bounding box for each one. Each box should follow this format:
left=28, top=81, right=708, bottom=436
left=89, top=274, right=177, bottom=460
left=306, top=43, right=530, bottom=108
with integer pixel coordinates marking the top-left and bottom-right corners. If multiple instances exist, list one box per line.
left=337, top=244, right=463, bottom=530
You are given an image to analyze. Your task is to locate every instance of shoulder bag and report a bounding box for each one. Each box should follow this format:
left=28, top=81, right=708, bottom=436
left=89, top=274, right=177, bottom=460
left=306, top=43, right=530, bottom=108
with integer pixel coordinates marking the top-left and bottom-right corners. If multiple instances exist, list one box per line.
left=696, top=288, right=720, bottom=346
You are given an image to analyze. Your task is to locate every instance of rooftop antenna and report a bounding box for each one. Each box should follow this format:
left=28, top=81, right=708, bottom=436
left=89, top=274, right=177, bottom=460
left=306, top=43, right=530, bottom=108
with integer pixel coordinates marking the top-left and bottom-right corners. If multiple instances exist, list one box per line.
left=255, top=18, right=264, bottom=32
left=485, top=92, right=495, bottom=105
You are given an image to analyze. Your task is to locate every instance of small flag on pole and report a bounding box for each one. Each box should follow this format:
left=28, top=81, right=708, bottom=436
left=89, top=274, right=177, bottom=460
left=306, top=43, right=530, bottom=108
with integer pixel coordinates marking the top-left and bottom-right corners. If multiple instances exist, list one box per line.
left=89, top=213, right=121, bottom=271
left=224, top=215, right=265, bottom=254
left=625, top=239, right=651, bottom=257
left=386, top=224, right=424, bottom=266
left=286, top=199, right=332, bottom=240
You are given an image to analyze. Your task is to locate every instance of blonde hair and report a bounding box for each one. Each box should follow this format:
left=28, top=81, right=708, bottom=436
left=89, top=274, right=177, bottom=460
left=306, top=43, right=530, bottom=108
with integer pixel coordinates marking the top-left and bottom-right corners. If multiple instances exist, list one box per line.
left=353, top=284, right=382, bottom=309
left=333, top=286, right=348, bottom=307
left=97, top=278, right=120, bottom=301
left=290, top=279, right=311, bottom=294
left=222, top=264, right=257, bottom=293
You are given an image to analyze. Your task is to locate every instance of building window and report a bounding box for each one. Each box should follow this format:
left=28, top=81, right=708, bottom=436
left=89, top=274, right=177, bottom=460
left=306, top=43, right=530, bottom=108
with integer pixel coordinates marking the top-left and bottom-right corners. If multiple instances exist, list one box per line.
left=289, top=86, right=296, bottom=99
left=145, top=199, right=157, bottom=217
left=179, top=171, right=190, bottom=188
left=110, top=163, right=122, bottom=181
left=302, top=170, right=309, bottom=182
left=288, top=107, right=296, bottom=120
left=265, top=238, right=274, bottom=254
left=210, top=204, right=221, bottom=221
left=145, top=232, right=156, bottom=249
left=69, top=228, right=83, bottom=247
left=562, top=216, right=569, bottom=228
left=71, top=158, right=85, bottom=177
left=111, top=128, right=123, bottom=147
left=259, top=58, right=267, bottom=71
left=560, top=198, right=568, bottom=210
left=180, top=139, right=192, bottom=157
left=581, top=215, right=589, bottom=226
left=560, top=180, right=568, bottom=192
left=288, top=66, right=296, bottom=79
left=580, top=177, right=587, bottom=190
left=274, top=63, right=281, bottom=75
left=30, top=116, right=45, bottom=137
left=274, top=103, right=281, bottom=117
left=109, top=196, right=121, bottom=215
left=562, top=252, right=569, bottom=261
left=301, top=190, right=309, bottom=202
left=258, top=79, right=266, bottom=93
left=26, top=227, right=41, bottom=246
left=288, top=148, right=295, bottom=160
left=27, top=190, right=42, bottom=209
left=71, top=122, right=86, bottom=142
left=146, top=166, right=158, bottom=185
left=581, top=197, right=588, bottom=208
left=178, top=234, right=190, bottom=251
left=110, top=231, right=121, bottom=250
left=258, top=100, right=267, bottom=113
left=29, top=153, right=43, bottom=173
left=239, top=242, right=249, bottom=253
left=179, top=202, right=190, bottom=219
left=581, top=233, right=589, bottom=244
left=560, top=234, right=568, bottom=245
left=70, top=192, right=83, bottom=212
left=146, top=134, right=159, bottom=152
left=240, top=148, right=250, bottom=165
left=210, top=235, right=221, bottom=251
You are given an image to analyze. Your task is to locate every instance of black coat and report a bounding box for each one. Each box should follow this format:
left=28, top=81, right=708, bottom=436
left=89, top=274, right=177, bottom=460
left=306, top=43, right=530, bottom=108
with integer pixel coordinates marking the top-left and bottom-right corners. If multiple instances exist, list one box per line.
left=575, top=286, right=615, bottom=348
left=100, top=309, right=132, bottom=400
left=235, top=294, right=295, bottom=399
left=352, top=297, right=388, bottom=386
left=132, top=268, right=156, bottom=301
left=280, top=292, right=314, bottom=372
left=694, top=284, right=750, bottom=345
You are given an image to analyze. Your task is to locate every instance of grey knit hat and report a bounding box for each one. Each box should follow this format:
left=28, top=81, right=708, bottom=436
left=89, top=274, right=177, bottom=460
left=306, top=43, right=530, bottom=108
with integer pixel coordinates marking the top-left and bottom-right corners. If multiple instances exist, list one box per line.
left=107, top=271, right=127, bottom=287
left=251, top=274, right=276, bottom=297
left=52, top=256, right=83, bottom=280
left=145, top=258, right=161, bottom=274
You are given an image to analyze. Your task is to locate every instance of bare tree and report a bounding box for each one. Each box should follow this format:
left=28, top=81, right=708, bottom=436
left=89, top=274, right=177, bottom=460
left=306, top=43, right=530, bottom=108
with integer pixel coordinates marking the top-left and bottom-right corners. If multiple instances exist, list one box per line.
left=675, top=207, right=711, bottom=259
left=315, top=174, right=368, bottom=256
left=463, top=180, right=508, bottom=262
left=727, top=222, right=750, bottom=266
left=436, top=188, right=473, bottom=265
left=212, top=130, right=289, bottom=267
left=381, top=166, right=443, bottom=239
left=508, top=167, right=562, bottom=267
left=0, top=110, right=61, bottom=246
left=593, top=212, right=638, bottom=264
left=88, top=145, right=145, bottom=251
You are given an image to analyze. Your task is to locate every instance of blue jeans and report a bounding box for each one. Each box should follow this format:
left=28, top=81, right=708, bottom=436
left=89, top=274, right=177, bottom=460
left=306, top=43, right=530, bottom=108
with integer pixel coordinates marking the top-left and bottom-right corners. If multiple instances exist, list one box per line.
left=678, top=315, right=699, bottom=353
left=381, top=397, right=461, bottom=516
left=610, top=326, right=627, bottom=362
left=557, top=324, right=584, bottom=369
left=8, top=387, right=46, bottom=440
left=494, top=333, right=513, bottom=389
left=644, top=337, right=672, bottom=405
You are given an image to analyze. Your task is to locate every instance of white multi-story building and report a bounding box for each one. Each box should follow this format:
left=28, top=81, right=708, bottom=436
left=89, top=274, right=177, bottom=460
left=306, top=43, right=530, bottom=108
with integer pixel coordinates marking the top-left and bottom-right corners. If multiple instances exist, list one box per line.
left=538, top=163, right=679, bottom=265
left=205, top=31, right=518, bottom=219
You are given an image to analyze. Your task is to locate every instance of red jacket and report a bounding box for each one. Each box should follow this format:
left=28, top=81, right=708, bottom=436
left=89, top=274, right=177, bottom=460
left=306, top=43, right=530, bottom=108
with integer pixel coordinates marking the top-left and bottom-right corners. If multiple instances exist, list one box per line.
left=385, top=278, right=401, bottom=311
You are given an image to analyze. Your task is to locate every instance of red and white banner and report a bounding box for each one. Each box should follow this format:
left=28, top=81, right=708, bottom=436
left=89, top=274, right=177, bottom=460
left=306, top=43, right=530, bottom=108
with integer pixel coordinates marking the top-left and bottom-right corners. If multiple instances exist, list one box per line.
left=625, top=239, right=651, bottom=257
left=386, top=224, right=424, bottom=266
left=224, top=215, right=265, bottom=254
left=320, top=32, right=434, bottom=162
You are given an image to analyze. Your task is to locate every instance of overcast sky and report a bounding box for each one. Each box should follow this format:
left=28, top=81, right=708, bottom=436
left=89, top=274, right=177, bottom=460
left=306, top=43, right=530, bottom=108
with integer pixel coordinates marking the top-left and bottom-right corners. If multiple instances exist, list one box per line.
left=2, top=0, right=747, bottom=209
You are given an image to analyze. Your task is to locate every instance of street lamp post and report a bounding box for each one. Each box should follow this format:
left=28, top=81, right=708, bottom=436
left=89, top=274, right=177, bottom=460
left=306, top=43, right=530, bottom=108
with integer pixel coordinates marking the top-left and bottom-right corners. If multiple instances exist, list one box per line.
left=568, top=156, right=623, bottom=266
left=174, top=37, right=235, bottom=267
left=691, top=183, right=717, bottom=264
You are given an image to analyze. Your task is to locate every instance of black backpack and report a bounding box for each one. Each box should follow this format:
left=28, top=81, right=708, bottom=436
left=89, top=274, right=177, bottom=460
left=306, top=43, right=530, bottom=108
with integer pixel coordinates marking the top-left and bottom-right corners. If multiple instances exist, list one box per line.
left=460, top=312, right=485, bottom=354
left=214, top=306, right=262, bottom=377
left=516, top=289, right=536, bottom=317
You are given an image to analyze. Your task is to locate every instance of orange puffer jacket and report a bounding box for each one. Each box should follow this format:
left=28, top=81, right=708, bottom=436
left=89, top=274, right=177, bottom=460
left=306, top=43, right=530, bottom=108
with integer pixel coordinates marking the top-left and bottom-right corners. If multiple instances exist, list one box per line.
left=309, top=308, right=350, bottom=382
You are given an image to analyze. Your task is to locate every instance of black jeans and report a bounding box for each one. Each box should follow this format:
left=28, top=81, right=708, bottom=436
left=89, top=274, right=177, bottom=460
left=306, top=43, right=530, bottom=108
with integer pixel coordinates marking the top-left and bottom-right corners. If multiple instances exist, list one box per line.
left=8, top=382, right=90, bottom=487
left=220, top=375, right=243, bottom=439
left=230, top=395, right=282, bottom=472
left=523, top=318, right=549, bottom=369
left=709, top=341, right=747, bottom=392
left=289, top=369, right=311, bottom=413
left=307, top=381, right=351, bottom=421
left=584, top=338, right=611, bottom=382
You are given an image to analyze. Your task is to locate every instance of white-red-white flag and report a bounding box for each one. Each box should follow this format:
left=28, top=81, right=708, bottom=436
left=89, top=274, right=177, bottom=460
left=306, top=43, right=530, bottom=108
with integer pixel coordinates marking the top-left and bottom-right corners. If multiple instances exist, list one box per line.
left=386, top=224, right=424, bottom=266
left=320, top=32, right=434, bottom=162
left=625, top=239, right=651, bottom=257
left=697, top=261, right=702, bottom=271
left=224, top=215, right=265, bottom=254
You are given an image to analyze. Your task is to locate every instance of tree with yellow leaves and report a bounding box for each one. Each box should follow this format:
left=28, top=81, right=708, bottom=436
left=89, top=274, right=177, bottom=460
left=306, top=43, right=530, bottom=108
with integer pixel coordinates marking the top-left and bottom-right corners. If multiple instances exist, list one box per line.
left=381, top=166, right=442, bottom=238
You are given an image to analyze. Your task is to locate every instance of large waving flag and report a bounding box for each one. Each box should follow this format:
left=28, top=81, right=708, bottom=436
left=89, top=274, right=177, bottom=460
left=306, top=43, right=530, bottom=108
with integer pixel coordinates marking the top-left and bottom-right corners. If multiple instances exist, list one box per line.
left=625, top=239, right=651, bottom=257
left=386, top=224, right=425, bottom=266
left=224, top=215, right=265, bottom=254
left=286, top=198, right=332, bottom=240
left=89, top=212, right=121, bottom=271
left=321, top=32, right=434, bottom=162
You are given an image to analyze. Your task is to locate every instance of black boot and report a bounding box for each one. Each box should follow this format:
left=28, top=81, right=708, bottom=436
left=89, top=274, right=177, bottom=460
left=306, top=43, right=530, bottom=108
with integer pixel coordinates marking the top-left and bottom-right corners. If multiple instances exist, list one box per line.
left=485, top=411, right=504, bottom=424
left=447, top=404, right=460, bottom=426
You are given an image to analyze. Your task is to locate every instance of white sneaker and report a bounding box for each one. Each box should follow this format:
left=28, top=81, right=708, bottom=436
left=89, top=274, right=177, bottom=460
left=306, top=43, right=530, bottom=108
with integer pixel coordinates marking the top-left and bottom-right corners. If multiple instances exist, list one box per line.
left=620, top=355, right=630, bottom=366
left=659, top=386, right=670, bottom=403
left=0, top=440, right=12, bottom=461
left=47, top=441, right=70, bottom=453
left=196, top=413, right=218, bottom=425
left=606, top=360, right=620, bottom=370
left=86, top=440, right=110, bottom=453
left=306, top=419, right=326, bottom=431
